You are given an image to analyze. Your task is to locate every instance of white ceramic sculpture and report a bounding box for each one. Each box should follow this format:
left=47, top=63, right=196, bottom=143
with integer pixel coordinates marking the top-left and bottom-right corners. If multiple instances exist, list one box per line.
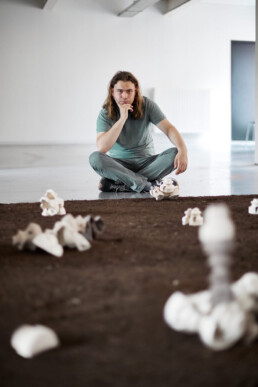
left=12, top=223, right=42, bottom=251
left=13, top=214, right=104, bottom=256
left=40, top=189, right=66, bottom=216
left=11, top=324, right=60, bottom=358
left=189, top=208, right=203, bottom=226
left=182, top=208, right=192, bottom=226
left=182, top=208, right=203, bottom=226
left=248, top=198, right=258, bottom=215
left=12, top=223, right=63, bottom=257
left=53, top=214, right=91, bottom=251
left=164, top=204, right=258, bottom=351
left=150, top=177, right=179, bottom=201
left=33, top=230, right=63, bottom=257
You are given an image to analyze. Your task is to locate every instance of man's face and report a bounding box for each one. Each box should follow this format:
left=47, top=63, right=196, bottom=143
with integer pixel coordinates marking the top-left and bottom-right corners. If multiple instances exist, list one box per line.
left=112, top=81, right=136, bottom=106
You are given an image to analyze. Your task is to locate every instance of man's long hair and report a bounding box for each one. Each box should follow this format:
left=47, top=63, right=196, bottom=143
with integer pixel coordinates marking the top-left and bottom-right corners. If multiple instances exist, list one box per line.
left=103, top=71, right=144, bottom=120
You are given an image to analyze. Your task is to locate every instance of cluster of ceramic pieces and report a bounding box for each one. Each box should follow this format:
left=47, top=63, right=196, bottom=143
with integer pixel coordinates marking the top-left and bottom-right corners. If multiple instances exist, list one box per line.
left=12, top=213, right=103, bottom=257
left=164, top=203, right=258, bottom=351
left=11, top=190, right=105, bottom=358
left=182, top=207, right=203, bottom=226
left=40, top=189, right=66, bottom=216
left=150, top=176, right=179, bottom=201
left=13, top=190, right=104, bottom=257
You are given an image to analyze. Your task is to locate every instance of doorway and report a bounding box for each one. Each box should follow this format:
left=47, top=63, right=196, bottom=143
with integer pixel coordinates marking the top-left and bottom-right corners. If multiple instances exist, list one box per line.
left=231, top=41, right=255, bottom=141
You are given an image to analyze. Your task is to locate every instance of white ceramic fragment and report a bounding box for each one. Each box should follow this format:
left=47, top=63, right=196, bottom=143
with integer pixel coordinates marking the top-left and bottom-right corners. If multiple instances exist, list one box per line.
left=189, top=208, right=203, bottom=226
left=200, top=204, right=235, bottom=305
left=248, top=198, right=258, bottom=214
left=57, top=226, right=91, bottom=251
left=164, top=203, right=258, bottom=351
left=164, top=291, right=203, bottom=333
left=11, top=324, right=59, bottom=358
left=231, top=272, right=258, bottom=313
left=13, top=213, right=104, bottom=256
left=81, top=215, right=104, bottom=242
left=198, top=301, right=246, bottom=351
left=199, top=204, right=235, bottom=244
left=164, top=273, right=258, bottom=351
left=53, top=214, right=91, bottom=251
left=40, top=189, right=66, bottom=216
left=12, top=223, right=42, bottom=251
left=182, top=208, right=192, bottom=225
left=150, top=186, right=164, bottom=201
left=150, top=176, right=179, bottom=201
left=33, top=230, right=63, bottom=257
left=182, top=208, right=203, bottom=226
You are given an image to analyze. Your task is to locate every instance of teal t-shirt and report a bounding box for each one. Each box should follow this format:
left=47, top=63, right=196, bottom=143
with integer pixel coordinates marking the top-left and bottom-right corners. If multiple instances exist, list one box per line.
left=96, top=96, right=166, bottom=159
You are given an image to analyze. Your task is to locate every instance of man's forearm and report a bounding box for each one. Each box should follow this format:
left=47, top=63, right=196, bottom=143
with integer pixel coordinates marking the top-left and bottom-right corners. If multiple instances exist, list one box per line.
left=97, top=117, right=127, bottom=153
left=167, top=126, right=187, bottom=153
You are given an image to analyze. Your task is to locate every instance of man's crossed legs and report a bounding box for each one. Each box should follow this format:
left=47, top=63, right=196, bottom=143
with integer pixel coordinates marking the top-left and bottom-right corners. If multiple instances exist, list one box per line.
left=89, top=147, right=178, bottom=193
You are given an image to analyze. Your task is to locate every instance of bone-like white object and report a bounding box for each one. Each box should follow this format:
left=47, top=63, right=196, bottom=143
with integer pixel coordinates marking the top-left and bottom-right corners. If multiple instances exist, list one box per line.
left=40, top=189, right=66, bottom=216
left=199, top=301, right=247, bottom=351
left=182, top=208, right=192, bottom=225
left=150, top=177, right=179, bottom=201
left=164, top=291, right=204, bottom=333
left=159, top=177, right=176, bottom=194
left=12, top=223, right=42, bottom=251
left=164, top=273, right=258, bottom=350
left=57, top=226, right=90, bottom=251
left=199, top=204, right=235, bottom=243
left=182, top=208, right=203, bottom=226
left=53, top=214, right=91, bottom=251
left=248, top=198, right=258, bottom=214
left=189, top=208, right=203, bottom=226
left=231, top=272, right=258, bottom=313
left=11, top=324, right=59, bottom=358
left=164, top=204, right=258, bottom=351
left=33, top=230, right=63, bottom=257
left=150, top=186, right=164, bottom=201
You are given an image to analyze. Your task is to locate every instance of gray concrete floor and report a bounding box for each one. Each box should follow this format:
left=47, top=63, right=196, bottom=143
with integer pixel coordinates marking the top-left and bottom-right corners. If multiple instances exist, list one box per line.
left=0, top=134, right=257, bottom=203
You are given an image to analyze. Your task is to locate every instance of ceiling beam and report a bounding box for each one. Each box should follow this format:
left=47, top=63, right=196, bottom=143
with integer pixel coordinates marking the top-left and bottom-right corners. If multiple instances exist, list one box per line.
left=42, top=0, right=59, bottom=10
left=118, top=0, right=160, bottom=17
left=164, top=0, right=201, bottom=15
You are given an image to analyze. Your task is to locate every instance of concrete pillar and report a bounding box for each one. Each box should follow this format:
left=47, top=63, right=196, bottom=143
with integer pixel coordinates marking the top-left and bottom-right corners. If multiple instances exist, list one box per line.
left=255, top=0, right=258, bottom=163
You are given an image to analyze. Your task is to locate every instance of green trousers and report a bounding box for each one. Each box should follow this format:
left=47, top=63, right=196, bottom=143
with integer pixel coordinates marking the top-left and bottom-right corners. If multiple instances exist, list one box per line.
left=89, top=147, right=178, bottom=193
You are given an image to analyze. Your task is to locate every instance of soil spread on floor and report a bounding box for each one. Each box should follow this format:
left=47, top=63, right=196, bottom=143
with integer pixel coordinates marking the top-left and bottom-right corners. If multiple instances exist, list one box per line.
left=0, top=195, right=258, bottom=387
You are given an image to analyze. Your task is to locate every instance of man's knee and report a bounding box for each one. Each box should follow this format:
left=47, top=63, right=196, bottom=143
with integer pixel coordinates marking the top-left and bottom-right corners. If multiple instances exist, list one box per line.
left=163, top=147, right=178, bottom=160
left=89, top=151, right=105, bottom=169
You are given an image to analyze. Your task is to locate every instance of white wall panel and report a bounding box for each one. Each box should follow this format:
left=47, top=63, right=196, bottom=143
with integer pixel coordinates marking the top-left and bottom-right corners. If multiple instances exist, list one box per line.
left=0, top=0, right=255, bottom=144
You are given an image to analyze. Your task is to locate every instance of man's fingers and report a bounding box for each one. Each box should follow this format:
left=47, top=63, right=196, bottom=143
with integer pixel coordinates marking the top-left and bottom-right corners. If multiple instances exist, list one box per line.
left=175, top=160, right=187, bottom=175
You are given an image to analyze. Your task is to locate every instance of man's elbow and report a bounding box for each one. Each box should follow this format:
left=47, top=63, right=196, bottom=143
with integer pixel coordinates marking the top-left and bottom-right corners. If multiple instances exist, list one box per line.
left=96, top=143, right=108, bottom=153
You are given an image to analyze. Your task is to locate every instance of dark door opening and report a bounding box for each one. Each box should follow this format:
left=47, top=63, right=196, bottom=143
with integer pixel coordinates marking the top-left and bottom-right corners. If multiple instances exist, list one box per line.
left=231, top=40, right=255, bottom=141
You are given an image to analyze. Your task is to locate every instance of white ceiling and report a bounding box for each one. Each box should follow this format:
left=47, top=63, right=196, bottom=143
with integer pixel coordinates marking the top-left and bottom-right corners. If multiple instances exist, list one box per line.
left=201, top=0, right=255, bottom=6
left=42, top=0, right=256, bottom=14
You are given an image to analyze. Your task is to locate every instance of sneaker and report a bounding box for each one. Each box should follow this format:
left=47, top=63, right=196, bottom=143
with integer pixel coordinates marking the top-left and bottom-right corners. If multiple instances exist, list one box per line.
left=98, top=178, right=132, bottom=193
left=141, top=179, right=162, bottom=193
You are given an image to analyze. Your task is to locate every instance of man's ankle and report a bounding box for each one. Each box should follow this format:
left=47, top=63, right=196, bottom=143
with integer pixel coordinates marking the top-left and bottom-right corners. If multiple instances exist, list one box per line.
left=142, top=182, right=152, bottom=192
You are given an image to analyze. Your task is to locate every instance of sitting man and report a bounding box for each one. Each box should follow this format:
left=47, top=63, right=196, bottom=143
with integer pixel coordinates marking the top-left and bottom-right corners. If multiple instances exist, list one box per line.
left=89, top=71, right=188, bottom=193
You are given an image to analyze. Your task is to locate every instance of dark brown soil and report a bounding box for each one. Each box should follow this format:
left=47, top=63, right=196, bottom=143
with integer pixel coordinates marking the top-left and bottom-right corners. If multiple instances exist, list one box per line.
left=0, top=195, right=258, bottom=387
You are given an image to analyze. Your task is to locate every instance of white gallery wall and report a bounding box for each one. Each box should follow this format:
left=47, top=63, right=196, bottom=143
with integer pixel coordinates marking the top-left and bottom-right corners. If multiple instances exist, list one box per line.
left=0, top=0, right=255, bottom=145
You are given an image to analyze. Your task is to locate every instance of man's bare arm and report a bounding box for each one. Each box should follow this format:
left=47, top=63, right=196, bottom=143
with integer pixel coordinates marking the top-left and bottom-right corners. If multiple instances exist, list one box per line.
left=96, top=103, right=132, bottom=153
left=157, top=118, right=188, bottom=175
